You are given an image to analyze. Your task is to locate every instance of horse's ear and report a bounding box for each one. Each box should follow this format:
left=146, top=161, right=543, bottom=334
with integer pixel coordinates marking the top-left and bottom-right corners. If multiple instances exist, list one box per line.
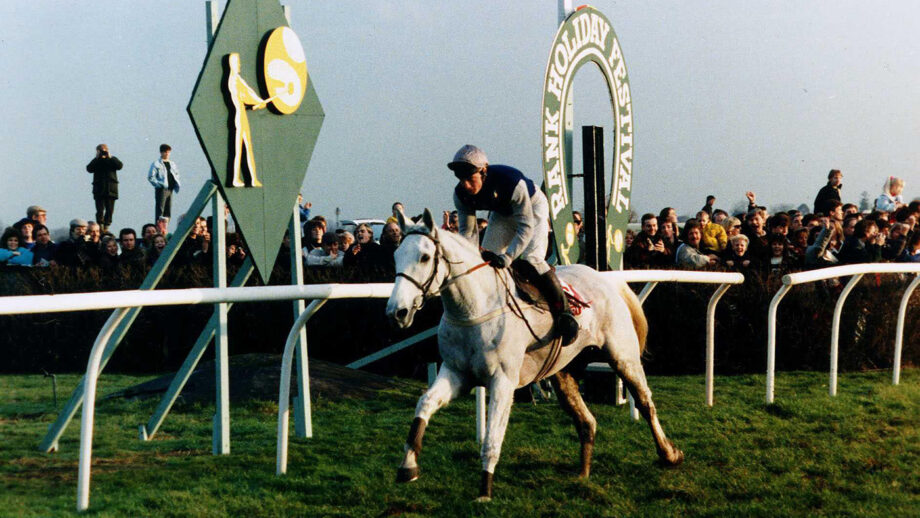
left=422, top=208, right=435, bottom=233
left=396, top=207, right=408, bottom=235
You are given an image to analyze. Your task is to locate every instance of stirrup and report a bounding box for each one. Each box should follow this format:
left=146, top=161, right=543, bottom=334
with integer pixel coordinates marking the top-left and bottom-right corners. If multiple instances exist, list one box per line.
left=556, top=312, right=579, bottom=346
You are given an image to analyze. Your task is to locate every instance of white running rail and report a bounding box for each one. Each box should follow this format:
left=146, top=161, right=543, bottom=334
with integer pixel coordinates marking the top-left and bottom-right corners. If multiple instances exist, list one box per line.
left=0, top=283, right=391, bottom=512
left=0, top=270, right=743, bottom=510
left=766, top=263, right=920, bottom=404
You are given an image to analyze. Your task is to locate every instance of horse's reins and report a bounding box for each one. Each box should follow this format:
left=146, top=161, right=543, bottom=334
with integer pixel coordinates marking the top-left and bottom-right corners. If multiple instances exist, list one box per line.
left=495, top=269, right=563, bottom=381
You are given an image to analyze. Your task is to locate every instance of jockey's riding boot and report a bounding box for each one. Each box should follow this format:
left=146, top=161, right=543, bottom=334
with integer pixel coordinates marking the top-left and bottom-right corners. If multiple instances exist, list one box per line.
left=539, top=270, right=579, bottom=346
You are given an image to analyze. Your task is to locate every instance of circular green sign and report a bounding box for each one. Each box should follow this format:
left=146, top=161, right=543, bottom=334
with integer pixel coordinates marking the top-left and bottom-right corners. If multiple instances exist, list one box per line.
left=541, top=7, right=633, bottom=269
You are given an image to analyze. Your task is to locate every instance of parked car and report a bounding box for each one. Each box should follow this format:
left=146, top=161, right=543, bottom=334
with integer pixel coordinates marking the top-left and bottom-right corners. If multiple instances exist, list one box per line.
left=336, top=218, right=386, bottom=242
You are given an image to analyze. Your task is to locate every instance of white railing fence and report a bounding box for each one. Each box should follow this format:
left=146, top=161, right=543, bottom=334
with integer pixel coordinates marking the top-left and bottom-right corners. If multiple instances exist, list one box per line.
left=0, top=271, right=742, bottom=510
left=8, top=265, right=918, bottom=511
left=766, top=263, right=920, bottom=403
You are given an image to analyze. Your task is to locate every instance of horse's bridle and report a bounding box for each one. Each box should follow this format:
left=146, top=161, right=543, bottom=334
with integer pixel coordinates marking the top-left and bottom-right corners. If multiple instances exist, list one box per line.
left=395, top=231, right=448, bottom=311
left=396, top=230, right=493, bottom=314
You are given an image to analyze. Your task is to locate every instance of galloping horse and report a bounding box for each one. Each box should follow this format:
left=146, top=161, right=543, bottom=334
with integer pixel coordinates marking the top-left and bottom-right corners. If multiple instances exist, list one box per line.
left=386, top=209, right=683, bottom=501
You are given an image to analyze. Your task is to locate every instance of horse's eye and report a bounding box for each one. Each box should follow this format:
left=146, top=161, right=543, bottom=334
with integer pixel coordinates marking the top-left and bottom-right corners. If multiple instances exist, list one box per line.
left=420, top=254, right=431, bottom=262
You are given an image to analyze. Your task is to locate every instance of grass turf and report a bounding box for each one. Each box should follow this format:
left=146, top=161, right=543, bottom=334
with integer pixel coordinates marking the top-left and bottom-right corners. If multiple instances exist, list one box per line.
left=1, top=369, right=918, bottom=517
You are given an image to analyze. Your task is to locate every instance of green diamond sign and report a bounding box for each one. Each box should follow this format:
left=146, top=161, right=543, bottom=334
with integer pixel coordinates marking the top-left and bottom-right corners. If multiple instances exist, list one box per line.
left=188, top=0, right=324, bottom=282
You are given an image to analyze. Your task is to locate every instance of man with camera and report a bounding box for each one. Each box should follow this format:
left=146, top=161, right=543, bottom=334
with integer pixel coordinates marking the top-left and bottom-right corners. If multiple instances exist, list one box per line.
left=625, top=213, right=672, bottom=267
left=86, top=143, right=123, bottom=232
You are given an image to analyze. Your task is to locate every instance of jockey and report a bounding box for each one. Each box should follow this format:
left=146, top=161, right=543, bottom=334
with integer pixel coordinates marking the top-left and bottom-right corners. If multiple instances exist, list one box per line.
left=449, top=144, right=579, bottom=346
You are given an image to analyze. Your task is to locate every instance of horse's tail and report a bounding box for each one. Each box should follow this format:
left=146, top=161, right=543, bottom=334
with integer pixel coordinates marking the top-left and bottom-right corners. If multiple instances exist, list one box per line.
left=619, top=282, right=648, bottom=354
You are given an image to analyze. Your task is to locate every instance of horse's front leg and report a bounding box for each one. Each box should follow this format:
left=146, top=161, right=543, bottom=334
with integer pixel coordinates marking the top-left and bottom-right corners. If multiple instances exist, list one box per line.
left=396, top=365, right=466, bottom=483
left=477, top=372, right=516, bottom=502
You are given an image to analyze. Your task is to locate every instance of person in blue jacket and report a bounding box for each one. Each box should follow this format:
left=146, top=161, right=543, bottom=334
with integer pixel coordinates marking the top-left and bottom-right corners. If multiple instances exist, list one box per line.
left=0, top=227, right=34, bottom=266
left=450, top=144, right=578, bottom=346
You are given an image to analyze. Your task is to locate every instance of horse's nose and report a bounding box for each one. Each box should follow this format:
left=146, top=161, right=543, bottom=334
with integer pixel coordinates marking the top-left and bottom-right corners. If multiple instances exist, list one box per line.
left=395, top=308, right=409, bottom=321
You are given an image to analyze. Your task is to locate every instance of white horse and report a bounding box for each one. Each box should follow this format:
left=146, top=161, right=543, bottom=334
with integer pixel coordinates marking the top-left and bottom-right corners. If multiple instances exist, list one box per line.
left=386, top=210, right=683, bottom=501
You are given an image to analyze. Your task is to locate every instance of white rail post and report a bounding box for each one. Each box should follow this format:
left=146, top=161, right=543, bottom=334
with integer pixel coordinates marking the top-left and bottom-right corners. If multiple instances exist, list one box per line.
left=706, top=284, right=732, bottom=406
left=766, top=284, right=792, bottom=403
left=212, top=193, right=230, bottom=454
left=76, top=308, right=132, bottom=512
left=830, top=274, right=864, bottom=396
left=893, top=275, right=920, bottom=385
left=475, top=387, right=487, bottom=444
left=636, top=281, right=659, bottom=304
left=624, top=281, right=659, bottom=412
left=277, top=299, right=326, bottom=475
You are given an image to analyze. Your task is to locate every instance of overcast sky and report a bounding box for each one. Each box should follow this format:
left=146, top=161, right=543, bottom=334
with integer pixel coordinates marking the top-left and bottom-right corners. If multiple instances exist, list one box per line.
left=1, top=1, right=917, bottom=234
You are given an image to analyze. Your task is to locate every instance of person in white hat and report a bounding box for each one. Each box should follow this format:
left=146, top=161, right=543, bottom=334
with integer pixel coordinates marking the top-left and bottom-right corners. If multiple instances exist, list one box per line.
left=449, top=144, right=578, bottom=346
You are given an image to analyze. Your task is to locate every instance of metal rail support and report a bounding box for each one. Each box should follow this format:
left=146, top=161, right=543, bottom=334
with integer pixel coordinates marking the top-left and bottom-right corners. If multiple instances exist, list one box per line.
left=766, top=284, right=791, bottom=404
left=40, top=182, right=218, bottom=453
left=893, top=275, right=920, bottom=385
left=829, top=274, right=864, bottom=397
left=277, top=300, right=326, bottom=474
left=475, top=387, right=487, bottom=444
left=589, top=278, right=739, bottom=416
left=77, top=308, right=132, bottom=512
left=706, top=284, right=732, bottom=406
left=767, top=264, right=920, bottom=403
left=140, top=258, right=255, bottom=441
left=346, top=327, right=438, bottom=369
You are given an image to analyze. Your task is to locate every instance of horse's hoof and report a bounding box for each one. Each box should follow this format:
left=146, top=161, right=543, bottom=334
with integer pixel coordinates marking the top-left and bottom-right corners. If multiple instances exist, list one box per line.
left=396, top=466, right=419, bottom=483
left=474, top=496, right=492, bottom=504
left=671, top=449, right=685, bottom=466
left=658, top=449, right=684, bottom=468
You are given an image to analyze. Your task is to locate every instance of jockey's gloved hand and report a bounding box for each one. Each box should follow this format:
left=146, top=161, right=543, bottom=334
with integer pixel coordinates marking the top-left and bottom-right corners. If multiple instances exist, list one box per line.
left=481, top=250, right=509, bottom=269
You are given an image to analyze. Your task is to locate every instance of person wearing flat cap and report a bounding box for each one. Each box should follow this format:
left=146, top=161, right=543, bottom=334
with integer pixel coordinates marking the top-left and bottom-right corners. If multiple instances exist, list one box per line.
left=54, top=218, right=92, bottom=267
left=449, top=144, right=578, bottom=346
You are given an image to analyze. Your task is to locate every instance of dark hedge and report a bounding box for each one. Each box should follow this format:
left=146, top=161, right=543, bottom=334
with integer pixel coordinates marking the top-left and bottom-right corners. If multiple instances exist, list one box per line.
left=0, top=263, right=917, bottom=378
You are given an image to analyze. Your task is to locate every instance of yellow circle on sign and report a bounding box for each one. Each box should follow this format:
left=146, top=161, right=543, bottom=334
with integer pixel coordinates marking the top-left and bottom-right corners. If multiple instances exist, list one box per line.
left=613, top=229, right=624, bottom=253
left=262, top=27, right=307, bottom=115
left=565, top=222, right=576, bottom=246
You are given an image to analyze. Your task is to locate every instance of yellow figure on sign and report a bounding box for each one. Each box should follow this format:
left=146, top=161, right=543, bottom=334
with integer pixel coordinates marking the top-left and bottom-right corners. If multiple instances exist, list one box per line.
left=222, top=28, right=308, bottom=188
left=225, top=52, right=266, bottom=188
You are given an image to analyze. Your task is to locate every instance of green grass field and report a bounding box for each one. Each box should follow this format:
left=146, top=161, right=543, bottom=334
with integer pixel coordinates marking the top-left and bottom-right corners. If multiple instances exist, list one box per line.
left=2, top=369, right=918, bottom=517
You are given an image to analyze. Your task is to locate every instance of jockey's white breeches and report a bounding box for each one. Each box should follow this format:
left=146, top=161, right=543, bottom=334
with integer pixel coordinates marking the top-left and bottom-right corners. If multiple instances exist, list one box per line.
left=482, top=190, right=551, bottom=275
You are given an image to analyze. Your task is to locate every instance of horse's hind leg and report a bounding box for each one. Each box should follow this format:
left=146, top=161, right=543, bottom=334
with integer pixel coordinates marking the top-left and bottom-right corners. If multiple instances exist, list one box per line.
left=607, top=341, right=684, bottom=466
left=397, top=366, right=466, bottom=483
left=549, top=370, right=596, bottom=477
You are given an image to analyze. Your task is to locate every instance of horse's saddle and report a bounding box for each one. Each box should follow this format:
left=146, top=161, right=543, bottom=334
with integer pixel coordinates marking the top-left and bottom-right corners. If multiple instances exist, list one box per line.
left=509, top=261, right=590, bottom=315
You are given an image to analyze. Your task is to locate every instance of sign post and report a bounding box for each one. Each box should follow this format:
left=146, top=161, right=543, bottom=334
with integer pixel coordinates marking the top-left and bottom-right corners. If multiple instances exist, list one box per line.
left=582, top=125, right=607, bottom=271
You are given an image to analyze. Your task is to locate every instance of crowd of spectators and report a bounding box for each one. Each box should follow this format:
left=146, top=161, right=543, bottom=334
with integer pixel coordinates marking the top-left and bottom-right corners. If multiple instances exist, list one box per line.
left=3, top=170, right=916, bottom=287
left=0, top=204, right=218, bottom=276
left=623, top=173, right=919, bottom=282
left=0, top=194, right=412, bottom=279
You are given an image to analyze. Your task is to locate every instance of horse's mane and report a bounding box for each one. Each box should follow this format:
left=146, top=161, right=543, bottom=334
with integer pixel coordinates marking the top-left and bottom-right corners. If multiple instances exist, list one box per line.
left=404, top=222, right=482, bottom=264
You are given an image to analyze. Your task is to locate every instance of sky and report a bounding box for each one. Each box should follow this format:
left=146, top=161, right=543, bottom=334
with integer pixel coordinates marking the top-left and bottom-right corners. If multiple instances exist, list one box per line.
left=1, top=0, right=918, bottom=235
